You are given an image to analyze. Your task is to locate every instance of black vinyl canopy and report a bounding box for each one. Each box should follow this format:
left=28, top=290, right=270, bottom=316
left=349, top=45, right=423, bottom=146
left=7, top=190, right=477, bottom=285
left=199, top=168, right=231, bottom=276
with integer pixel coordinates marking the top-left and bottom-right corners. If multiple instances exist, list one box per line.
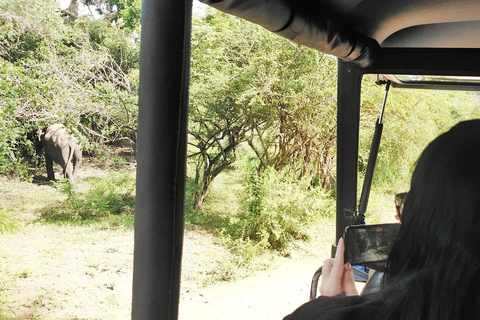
left=132, top=1, right=480, bottom=319
left=200, top=0, right=480, bottom=67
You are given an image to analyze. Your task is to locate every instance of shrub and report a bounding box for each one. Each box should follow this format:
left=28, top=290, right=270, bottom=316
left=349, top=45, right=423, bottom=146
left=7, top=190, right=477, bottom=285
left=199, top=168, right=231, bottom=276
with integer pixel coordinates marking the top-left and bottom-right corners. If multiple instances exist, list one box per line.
left=40, top=171, right=135, bottom=224
left=240, top=166, right=334, bottom=250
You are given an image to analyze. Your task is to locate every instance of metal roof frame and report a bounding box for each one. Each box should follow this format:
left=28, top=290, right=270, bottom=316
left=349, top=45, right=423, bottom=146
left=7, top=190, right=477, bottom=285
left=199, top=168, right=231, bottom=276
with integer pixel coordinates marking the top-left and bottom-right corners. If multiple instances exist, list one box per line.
left=335, top=48, right=480, bottom=247
left=132, top=1, right=480, bottom=319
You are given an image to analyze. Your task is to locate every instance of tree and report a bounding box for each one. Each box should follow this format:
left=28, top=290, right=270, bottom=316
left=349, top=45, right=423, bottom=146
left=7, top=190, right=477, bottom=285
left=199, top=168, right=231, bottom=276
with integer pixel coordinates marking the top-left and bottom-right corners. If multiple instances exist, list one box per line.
left=358, top=81, right=480, bottom=191
left=241, top=48, right=338, bottom=188
left=189, top=12, right=252, bottom=209
left=61, top=0, right=80, bottom=22
left=0, top=0, right=140, bottom=177
left=82, top=0, right=141, bottom=32
left=189, top=10, right=340, bottom=208
left=188, top=109, right=248, bottom=209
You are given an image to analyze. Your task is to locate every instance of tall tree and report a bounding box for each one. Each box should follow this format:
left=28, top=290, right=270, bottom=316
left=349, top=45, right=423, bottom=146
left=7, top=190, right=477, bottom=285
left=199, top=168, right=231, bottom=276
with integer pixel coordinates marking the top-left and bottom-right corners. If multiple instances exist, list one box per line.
left=0, top=0, right=140, bottom=177
left=82, top=0, right=141, bottom=31
left=189, top=12, right=252, bottom=209
left=189, top=10, right=340, bottom=208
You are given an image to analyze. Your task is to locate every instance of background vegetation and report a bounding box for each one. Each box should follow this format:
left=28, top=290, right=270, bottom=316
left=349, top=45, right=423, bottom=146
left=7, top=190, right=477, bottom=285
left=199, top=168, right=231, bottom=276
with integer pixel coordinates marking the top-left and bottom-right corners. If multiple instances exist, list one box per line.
left=1, top=0, right=479, bottom=318
left=1, top=0, right=480, bottom=286
left=187, top=8, right=480, bottom=251
left=0, top=0, right=139, bottom=180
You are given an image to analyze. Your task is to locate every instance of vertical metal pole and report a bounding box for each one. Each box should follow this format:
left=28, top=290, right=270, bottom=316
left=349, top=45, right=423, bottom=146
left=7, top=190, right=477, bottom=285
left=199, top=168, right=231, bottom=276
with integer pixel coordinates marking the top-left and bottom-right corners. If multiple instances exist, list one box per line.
left=335, top=60, right=362, bottom=250
left=132, top=0, right=192, bottom=319
left=357, top=81, right=390, bottom=221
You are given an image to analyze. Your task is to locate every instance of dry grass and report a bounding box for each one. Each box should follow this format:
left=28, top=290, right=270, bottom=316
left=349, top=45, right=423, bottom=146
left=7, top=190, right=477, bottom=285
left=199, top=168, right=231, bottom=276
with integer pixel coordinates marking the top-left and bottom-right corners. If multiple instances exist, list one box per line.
left=0, top=159, right=398, bottom=319
left=0, top=224, right=133, bottom=319
left=0, top=161, right=278, bottom=319
left=0, top=163, right=236, bottom=320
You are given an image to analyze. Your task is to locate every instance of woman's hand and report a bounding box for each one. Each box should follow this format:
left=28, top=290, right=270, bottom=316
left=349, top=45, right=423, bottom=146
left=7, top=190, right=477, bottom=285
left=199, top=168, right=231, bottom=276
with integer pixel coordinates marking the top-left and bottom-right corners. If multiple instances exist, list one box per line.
left=319, top=238, right=359, bottom=296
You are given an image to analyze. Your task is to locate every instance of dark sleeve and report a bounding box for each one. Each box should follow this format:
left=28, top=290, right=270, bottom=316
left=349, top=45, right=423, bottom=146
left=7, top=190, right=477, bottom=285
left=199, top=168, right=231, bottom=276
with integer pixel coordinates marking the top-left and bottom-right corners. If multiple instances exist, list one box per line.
left=283, top=295, right=379, bottom=320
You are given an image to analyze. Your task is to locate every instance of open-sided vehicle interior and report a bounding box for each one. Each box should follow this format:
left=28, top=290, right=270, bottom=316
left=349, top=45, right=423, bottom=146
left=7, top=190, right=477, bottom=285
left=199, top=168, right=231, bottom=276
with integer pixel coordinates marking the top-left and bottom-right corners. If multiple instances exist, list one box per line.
left=132, top=0, right=480, bottom=318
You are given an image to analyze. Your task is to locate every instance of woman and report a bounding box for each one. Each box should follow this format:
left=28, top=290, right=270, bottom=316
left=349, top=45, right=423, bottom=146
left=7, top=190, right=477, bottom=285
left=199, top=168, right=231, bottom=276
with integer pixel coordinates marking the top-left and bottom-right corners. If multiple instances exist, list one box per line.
left=284, top=119, right=480, bottom=320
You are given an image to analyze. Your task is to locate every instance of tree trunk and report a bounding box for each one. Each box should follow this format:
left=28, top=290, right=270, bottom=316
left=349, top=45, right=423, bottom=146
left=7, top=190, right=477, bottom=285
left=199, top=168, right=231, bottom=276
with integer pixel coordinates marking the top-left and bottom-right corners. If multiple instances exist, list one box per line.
left=195, top=172, right=211, bottom=210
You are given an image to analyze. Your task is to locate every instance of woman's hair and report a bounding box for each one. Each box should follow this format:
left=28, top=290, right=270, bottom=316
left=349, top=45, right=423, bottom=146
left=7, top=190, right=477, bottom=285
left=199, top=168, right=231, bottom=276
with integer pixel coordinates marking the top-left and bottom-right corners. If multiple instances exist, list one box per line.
left=382, top=119, right=480, bottom=320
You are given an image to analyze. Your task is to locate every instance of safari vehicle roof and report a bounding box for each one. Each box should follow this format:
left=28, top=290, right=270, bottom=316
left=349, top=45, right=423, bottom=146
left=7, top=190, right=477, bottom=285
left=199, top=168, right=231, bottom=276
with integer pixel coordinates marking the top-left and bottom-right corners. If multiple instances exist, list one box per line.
left=132, top=1, right=480, bottom=319
left=199, top=0, right=480, bottom=67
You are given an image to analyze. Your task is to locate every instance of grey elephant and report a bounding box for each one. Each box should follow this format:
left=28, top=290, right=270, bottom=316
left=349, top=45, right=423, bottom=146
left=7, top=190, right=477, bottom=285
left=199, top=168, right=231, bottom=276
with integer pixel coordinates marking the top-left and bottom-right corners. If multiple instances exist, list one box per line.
left=36, top=124, right=82, bottom=183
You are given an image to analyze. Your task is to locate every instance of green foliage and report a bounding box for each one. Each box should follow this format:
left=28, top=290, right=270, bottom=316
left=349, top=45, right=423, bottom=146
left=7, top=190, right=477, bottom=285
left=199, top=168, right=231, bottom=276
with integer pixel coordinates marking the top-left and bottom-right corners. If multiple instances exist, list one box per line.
left=203, top=237, right=273, bottom=284
left=83, top=0, right=142, bottom=33
left=186, top=153, right=335, bottom=251
left=83, top=19, right=139, bottom=73
left=0, top=62, right=35, bottom=180
left=239, top=166, right=334, bottom=250
left=0, top=209, right=16, bottom=233
left=358, top=80, right=480, bottom=193
left=0, top=0, right=139, bottom=178
left=189, top=10, right=338, bottom=207
left=40, top=171, right=135, bottom=226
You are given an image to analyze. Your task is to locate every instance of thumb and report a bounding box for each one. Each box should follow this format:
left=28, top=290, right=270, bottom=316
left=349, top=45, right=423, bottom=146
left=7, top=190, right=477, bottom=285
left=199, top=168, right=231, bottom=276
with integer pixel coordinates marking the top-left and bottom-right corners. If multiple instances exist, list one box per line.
left=342, top=263, right=359, bottom=296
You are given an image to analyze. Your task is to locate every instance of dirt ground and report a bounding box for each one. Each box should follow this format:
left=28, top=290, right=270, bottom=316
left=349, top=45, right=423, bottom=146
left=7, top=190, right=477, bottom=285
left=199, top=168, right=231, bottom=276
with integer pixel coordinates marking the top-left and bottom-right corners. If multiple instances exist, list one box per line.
left=179, top=256, right=323, bottom=320
left=0, top=161, right=356, bottom=319
left=0, top=225, right=134, bottom=319
left=0, top=218, right=332, bottom=319
left=179, top=239, right=365, bottom=320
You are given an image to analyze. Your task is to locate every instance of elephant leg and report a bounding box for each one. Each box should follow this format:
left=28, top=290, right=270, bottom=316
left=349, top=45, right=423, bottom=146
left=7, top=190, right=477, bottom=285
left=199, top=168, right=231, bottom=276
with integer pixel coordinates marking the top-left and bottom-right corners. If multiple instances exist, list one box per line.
left=72, top=147, right=82, bottom=180
left=72, top=145, right=82, bottom=181
left=45, top=153, right=56, bottom=181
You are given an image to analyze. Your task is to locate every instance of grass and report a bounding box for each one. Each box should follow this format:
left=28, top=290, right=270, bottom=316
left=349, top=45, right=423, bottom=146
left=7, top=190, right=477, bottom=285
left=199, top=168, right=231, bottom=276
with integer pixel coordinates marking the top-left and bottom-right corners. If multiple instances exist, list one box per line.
left=0, top=223, right=134, bottom=319
left=1, top=161, right=281, bottom=319
left=36, top=172, right=135, bottom=227
left=184, top=170, right=280, bottom=286
left=0, top=156, right=398, bottom=319
left=0, top=162, right=137, bottom=319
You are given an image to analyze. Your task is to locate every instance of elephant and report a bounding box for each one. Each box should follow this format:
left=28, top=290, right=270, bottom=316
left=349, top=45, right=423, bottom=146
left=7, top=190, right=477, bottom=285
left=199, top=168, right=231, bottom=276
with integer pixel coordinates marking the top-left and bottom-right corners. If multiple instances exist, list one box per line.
left=36, top=124, right=82, bottom=183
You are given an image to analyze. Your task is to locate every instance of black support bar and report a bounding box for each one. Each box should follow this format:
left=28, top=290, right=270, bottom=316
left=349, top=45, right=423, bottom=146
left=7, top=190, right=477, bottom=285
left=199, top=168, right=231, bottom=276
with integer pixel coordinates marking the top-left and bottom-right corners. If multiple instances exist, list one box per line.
left=357, top=81, right=390, bottom=223
left=335, top=60, right=362, bottom=245
left=132, top=1, right=192, bottom=319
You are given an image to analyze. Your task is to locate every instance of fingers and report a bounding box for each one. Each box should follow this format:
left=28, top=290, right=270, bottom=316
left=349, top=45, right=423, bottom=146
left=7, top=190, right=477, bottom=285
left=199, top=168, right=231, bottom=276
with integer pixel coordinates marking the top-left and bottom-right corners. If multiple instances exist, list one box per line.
left=338, top=239, right=359, bottom=296
left=342, top=263, right=359, bottom=296
left=320, top=238, right=346, bottom=296
left=322, top=258, right=334, bottom=280
left=319, top=258, right=335, bottom=295
left=320, top=238, right=359, bottom=297
left=331, top=238, right=345, bottom=278
left=327, top=238, right=345, bottom=289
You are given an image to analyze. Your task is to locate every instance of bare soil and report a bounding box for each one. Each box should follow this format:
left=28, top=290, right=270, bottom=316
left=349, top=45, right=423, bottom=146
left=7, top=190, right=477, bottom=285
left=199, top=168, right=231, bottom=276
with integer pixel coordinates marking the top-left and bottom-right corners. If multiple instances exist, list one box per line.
left=0, top=161, right=344, bottom=319
left=179, top=256, right=324, bottom=320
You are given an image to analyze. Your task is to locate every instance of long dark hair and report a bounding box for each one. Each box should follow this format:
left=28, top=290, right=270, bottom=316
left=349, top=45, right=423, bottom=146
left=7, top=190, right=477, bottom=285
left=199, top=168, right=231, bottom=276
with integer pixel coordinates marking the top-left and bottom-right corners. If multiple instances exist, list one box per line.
left=382, top=120, right=480, bottom=319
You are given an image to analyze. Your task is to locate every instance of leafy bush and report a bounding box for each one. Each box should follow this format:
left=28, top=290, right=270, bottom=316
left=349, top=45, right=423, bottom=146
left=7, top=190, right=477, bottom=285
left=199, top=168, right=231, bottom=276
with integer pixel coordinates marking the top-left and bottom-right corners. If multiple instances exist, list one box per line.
left=40, top=171, right=135, bottom=225
left=240, top=166, right=335, bottom=250
left=0, top=0, right=140, bottom=179
left=0, top=61, right=37, bottom=180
